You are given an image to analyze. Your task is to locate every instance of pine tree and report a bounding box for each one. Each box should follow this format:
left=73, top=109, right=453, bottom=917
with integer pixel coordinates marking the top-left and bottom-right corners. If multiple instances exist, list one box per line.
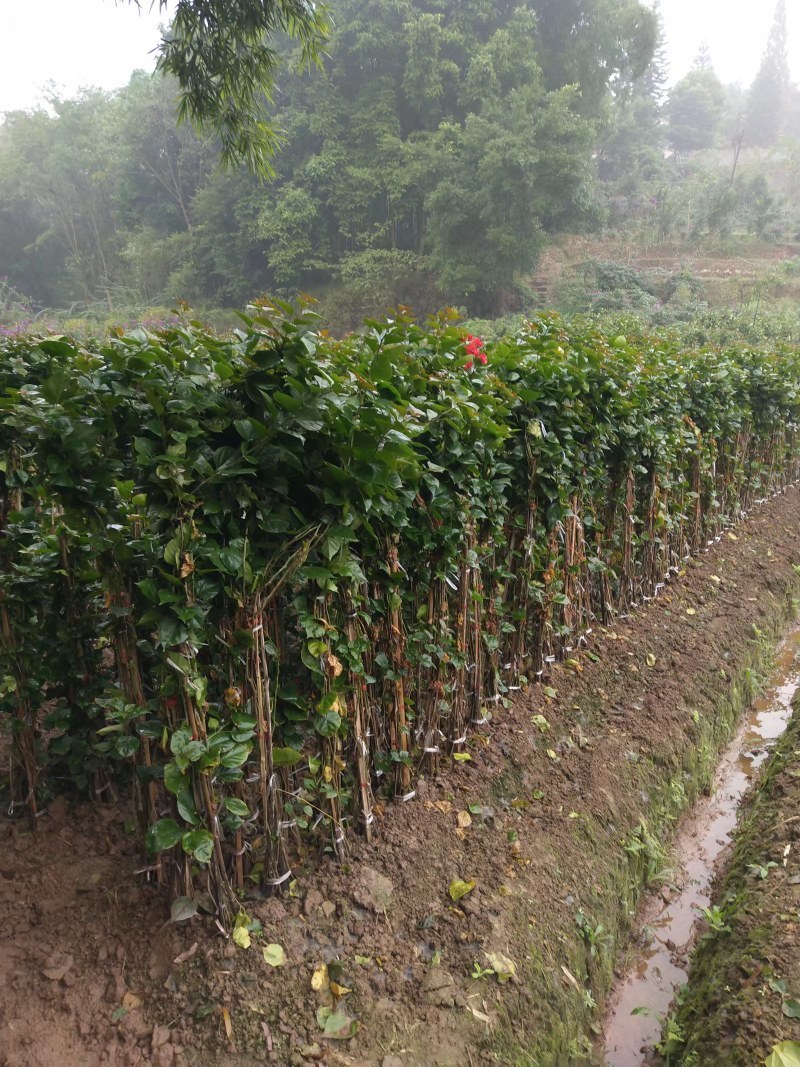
left=745, top=0, right=791, bottom=148
left=695, top=43, right=713, bottom=73
left=642, top=0, right=669, bottom=104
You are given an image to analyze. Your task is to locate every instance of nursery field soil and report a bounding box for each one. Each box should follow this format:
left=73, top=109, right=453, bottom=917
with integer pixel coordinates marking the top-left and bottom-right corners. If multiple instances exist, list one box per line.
left=669, top=697, right=800, bottom=1065
left=3, top=489, right=800, bottom=1067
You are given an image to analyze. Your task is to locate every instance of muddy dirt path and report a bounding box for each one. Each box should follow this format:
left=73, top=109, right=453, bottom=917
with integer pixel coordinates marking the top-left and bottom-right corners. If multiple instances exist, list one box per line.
left=3, top=489, right=800, bottom=1067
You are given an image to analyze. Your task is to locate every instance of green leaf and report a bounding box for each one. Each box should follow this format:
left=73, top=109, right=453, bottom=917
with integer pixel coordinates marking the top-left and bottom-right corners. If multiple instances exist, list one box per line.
left=314, top=711, right=342, bottom=738
left=163, top=538, right=181, bottom=568
left=783, top=1000, right=800, bottom=1019
left=115, top=735, right=140, bottom=759
left=272, top=746, right=303, bottom=767
left=224, top=797, right=250, bottom=818
left=219, top=742, right=252, bottom=768
left=370, top=349, right=395, bottom=383
left=181, top=829, right=215, bottom=863
left=316, top=1006, right=358, bottom=1040
left=163, top=762, right=186, bottom=796
left=176, top=788, right=199, bottom=826
left=145, top=818, right=184, bottom=853
left=158, top=613, right=190, bottom=648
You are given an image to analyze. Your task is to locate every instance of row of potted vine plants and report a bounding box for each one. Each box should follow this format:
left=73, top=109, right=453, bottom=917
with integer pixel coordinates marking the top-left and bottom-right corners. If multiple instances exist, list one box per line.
left=0, top=300, right=798, bottom=919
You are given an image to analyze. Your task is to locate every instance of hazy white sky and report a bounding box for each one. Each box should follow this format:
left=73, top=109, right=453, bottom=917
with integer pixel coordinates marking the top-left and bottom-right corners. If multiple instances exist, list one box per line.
left=0, top=0, right=799, bottom=114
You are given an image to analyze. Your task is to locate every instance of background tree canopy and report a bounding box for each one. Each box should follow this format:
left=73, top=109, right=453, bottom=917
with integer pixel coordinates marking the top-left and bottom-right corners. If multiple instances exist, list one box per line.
left=0, top=0, right=658, bottom=319
left=5, top=0, right=800, bottom=326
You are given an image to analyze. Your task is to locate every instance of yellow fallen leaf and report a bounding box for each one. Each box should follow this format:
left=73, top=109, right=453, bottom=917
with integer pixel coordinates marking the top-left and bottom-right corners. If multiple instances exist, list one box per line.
left=546, top=749, right=558, bottom=761
left=122, top=992, right=141, bottom=1011
left=453, top=753, right=472, bottom=762
left=646, top=653, right=656, bottom=667
left=311, top=963, right=329, bottom=992
left=262, top=944, right=286, bottom=968
left=686, top=608, right=697, bottom=616
left=222, top=1006, right=232, bottom=1039
left=434, top=800, right=453, bottom=815
left=232, top=925, right=251, bottom=950
left=457, top=810, right=472, bottom=829
left=449, top=879, right=476, bottom=902
left=711, top=575, right=721, bottom=583
left=484, top=951, right=517, bottom=984
left=330, top=982, right=351, bottom=998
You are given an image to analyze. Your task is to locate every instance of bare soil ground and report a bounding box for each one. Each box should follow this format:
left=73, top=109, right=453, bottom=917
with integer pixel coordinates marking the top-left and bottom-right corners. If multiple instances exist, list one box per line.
left=3, top=489, right=800, bottom=1067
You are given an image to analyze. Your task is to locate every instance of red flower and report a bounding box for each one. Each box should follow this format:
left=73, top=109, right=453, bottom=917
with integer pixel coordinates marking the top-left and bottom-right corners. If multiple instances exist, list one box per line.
left=463, top=334, right=487, bottom=367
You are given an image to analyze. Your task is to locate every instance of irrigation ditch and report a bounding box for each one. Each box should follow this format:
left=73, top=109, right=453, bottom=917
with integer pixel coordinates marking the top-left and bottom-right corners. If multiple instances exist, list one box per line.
left=3, top=480, right=800, bottom=1065
left=664, top=691, right=800, bottom=1066
left=602, top=621, right=800, bottom=1066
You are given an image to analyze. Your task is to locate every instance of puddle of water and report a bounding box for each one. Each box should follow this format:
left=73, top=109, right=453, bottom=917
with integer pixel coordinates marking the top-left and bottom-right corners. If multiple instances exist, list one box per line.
left=600, top=626, right=800, bottom=1067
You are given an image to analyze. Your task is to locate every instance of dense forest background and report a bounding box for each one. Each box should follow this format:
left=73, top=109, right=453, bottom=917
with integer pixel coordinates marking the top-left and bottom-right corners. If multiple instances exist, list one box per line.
left=2, top=0, right=800, bottom=331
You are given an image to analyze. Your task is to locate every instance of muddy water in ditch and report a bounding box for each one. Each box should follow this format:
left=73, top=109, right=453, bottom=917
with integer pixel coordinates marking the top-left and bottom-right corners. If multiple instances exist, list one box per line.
left=601, top=625, right=800, bottom=1067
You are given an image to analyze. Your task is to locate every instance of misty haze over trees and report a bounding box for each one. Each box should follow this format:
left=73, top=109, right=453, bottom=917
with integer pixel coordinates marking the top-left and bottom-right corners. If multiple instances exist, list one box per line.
left=1, top=0, right=799, bottom=328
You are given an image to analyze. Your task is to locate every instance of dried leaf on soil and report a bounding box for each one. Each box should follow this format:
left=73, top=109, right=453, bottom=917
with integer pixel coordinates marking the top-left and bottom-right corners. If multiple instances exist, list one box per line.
left=221, top=1006, right=232, bottom=1039
left=449, top=879, right=476, bottom=902
left=484, top=951, right=517, bottom=983
left=173, top=942, right=199, bottom=965
left=466, top=1003, right=492, bottom=1024
left=170, top=896, right=198, bottom=923
left=311, top=963, right=330, bottom=992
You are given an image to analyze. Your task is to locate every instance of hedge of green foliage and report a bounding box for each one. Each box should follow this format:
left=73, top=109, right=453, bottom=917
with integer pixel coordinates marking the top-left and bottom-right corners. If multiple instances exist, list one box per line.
left=1, top=300, right=798, bottom=918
